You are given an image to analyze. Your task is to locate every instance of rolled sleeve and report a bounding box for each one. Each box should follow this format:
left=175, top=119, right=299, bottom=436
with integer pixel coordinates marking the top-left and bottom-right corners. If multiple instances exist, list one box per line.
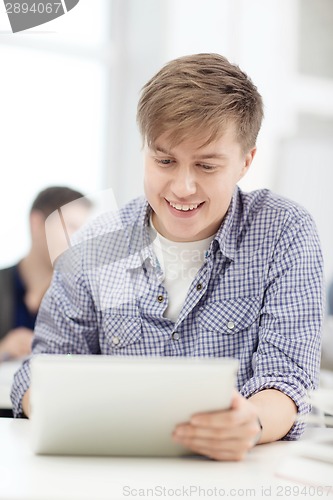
left=241, top=210, right=323, bottom=439
left=11, top=358, right=31, bottom=418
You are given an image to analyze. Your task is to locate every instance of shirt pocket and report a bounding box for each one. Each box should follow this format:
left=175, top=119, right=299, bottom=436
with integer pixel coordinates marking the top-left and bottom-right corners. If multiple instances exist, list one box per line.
left=198, top=296, right=261, bottom=334
left=195, top=296, right=262, bottom=357
left=101, top=305, right=143, bottom=355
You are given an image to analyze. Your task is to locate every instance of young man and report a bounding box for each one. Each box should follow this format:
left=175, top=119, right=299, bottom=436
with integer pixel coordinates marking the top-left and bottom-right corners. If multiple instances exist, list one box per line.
left=0, top=186, right=90, bottom=361
left=11, top=54, right=323, bottom=461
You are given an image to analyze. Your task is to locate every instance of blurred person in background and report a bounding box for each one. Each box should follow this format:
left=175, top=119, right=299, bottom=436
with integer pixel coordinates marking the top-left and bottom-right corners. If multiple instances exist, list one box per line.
left=0, top=186, right=91, bottom=361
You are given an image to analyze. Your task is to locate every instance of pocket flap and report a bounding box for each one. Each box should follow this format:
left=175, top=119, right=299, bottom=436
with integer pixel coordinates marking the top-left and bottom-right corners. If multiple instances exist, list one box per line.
left=198, top=296, right=261, bottom=334
left=103, top=314, right=142, bottom=349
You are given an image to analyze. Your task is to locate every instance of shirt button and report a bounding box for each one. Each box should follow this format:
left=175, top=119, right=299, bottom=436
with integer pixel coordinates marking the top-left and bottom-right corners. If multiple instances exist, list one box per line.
left=172, top=331, right=181, bottom=341
left=157, top=294, right=164, bottom=303
left=227, top=321, right=235, bottom=330
left=112, top=336, right=120, bottom=345
left=196, top=283, right=203, bottom=291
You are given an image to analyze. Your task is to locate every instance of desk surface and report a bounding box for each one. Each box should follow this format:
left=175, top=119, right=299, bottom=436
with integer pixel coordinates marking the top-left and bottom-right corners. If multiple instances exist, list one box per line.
left=1, top=419, right=332, bottom=500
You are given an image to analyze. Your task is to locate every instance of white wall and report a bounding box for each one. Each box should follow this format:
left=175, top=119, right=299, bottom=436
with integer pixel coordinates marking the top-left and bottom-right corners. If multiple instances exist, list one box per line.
left=275, top=139, right=333, bottom=285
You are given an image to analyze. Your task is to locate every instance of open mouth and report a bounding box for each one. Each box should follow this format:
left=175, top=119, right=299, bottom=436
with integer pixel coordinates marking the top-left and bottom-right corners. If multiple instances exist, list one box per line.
left=167, top=200, right=204, bottom=212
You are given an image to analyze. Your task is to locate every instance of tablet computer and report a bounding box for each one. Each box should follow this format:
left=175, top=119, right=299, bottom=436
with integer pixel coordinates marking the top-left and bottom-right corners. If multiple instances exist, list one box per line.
left=30, top=354, right=239, bottom=456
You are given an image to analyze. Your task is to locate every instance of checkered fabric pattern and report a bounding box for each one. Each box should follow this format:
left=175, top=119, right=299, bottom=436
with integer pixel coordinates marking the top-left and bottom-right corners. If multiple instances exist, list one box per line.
left=11, top=187, right=324, bottom=439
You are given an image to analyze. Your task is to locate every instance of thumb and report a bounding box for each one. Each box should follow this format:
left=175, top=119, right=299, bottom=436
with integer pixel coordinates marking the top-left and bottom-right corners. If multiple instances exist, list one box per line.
left=230, top=390, right=245, bottom=411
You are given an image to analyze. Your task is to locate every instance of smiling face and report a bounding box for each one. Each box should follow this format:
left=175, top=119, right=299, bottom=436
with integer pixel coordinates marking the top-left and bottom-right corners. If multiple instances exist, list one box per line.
left=144, top=126, right=256, bottom=242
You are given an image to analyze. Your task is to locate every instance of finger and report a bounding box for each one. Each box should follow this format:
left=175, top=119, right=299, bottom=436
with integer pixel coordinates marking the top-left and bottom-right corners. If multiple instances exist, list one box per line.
left=173, top=437, right=249, bottom=462
left=190, top=409, right=250, bottom=429
left=191, top=392, right=258, bottom=429
left=230, top=390, right=245, bottom=410
left=174, top=421, right=259, bottom=441
left=197, top=447, right=248, bottom=462
left=204, top=448, right=248, bottom=462
left=173, top=433, right=254, bottom=451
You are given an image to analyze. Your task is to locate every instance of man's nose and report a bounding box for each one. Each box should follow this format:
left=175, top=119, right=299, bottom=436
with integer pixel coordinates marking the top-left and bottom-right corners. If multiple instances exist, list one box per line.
left=171, top=167, right=196, bottom=197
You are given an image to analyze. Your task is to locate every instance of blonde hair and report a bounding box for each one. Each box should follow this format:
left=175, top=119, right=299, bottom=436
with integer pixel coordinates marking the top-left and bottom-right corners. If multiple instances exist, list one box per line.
left=137, top=53, right=264, bottom=153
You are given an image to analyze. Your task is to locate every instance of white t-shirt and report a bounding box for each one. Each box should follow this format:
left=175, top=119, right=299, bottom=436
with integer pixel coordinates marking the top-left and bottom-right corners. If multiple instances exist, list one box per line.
left=150, top=218, right=214, bottom=322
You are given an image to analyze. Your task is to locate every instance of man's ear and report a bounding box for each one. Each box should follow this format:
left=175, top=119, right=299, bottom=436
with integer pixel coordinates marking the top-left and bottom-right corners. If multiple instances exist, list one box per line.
left=239, top=147, right=257, bottom=180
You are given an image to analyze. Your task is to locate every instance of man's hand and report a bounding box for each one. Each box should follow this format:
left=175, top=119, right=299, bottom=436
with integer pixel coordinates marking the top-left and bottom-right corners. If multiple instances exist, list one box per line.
left=0, top=327, right=33, bottom=359
left=172, top=391, right=262, bottom=461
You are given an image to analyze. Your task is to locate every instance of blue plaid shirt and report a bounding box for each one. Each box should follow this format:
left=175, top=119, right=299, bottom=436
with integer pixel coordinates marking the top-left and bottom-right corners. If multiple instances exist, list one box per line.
left=11, top=187, right=324, bottom=439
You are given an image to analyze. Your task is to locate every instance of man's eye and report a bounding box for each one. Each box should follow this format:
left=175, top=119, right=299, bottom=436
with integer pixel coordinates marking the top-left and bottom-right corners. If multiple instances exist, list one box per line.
left=156, top=158, right=173, bottom=166
left=198, top=164, right=216, bottom=171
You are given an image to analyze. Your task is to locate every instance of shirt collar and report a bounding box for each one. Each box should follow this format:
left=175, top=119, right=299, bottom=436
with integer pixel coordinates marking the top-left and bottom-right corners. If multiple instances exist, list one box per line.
left=125, top=188, right=240, bottom=268
left=124, top=199, right=155, bottom=270
left=211, top=187, right=240, bottom=262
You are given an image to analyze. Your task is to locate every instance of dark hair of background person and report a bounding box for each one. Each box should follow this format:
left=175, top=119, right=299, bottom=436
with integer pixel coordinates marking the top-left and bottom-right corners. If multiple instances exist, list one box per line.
left=30, top=186, right=91, bottom=219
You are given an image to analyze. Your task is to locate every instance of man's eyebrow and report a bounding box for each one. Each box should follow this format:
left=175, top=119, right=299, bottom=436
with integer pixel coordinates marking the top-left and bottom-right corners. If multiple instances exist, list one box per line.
left=194, top=153, right=228, bottom=160
left=153, top=145, right=228, bottom=160
left=153, top=145, right=172, bottom=155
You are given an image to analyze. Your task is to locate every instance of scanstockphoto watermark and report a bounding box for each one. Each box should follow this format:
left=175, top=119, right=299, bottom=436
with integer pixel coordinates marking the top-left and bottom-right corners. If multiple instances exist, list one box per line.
left=3, top=0, right=80, bottom=33
left=122, top=484, right=333, bottom=498
left=122, top=485, right=257, bottom=498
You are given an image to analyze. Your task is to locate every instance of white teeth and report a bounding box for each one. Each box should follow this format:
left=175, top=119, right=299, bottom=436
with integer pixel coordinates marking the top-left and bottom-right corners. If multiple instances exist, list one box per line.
left=169, top=202, right=200, bottom=211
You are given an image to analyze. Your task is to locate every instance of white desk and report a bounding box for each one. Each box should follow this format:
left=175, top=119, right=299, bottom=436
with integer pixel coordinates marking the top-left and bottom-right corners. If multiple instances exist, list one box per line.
left=0, top=419, right=332, bottom=500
